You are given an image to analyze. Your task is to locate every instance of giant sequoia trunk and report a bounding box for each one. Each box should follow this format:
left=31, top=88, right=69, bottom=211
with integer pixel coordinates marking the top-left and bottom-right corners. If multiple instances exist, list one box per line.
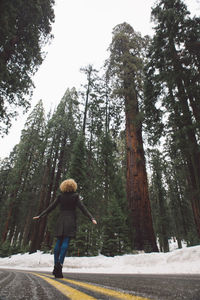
left=125, top=95, right=158, bottom=252
left=107, top=22, right=158, bottom=252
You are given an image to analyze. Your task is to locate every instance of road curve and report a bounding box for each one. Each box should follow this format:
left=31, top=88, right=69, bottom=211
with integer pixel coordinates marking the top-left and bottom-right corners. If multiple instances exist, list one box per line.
left=0, top=269, right=200, bottom=300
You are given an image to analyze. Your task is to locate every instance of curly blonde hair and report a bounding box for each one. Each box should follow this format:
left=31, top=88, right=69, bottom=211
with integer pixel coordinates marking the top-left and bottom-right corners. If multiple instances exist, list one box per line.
left=60, top=179, right=77, bottom=192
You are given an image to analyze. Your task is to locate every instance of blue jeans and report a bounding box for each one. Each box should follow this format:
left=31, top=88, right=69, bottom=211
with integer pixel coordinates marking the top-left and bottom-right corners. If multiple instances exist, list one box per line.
left=54, top=236, right=70, bottom=265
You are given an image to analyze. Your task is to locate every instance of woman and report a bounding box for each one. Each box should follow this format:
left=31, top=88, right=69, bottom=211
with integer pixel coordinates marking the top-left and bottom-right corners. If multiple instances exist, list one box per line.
left=33, top=178, right=97, bottom=278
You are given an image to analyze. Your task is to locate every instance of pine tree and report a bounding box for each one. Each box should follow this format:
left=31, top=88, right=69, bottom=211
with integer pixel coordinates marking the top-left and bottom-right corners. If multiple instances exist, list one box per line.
left=0, top=0, right=55, bottom=134
left=164, top=136, right=200, bottom=246
left=107, top=22, right=158, bottom=252
left=144, top=0, right=200, bottom=238
left=0, top=100, right=46, bottom=250
left=80, top=65, right=98, bottom=136
left=67, top=133, right=97, bottom=256
left=149, top=149, right=170, bottom=252
left=30, top=88, right=80, bottom=252
left=101, top=165, right=131, bottom=256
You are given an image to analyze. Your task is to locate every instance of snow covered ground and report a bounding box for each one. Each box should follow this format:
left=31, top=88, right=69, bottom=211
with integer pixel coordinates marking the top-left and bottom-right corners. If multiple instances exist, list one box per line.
left=0, top=240, right=199, bottom=274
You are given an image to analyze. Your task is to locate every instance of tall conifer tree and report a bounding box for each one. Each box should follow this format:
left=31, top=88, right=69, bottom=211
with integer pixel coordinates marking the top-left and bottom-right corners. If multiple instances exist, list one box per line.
left=0, top=0, right=55, bottom=134
left=1, top=100, right=46, bottom=247
left=107, top=23, right=158, bottom=252
left=144, top=0, right=200, bottom=238
left=30, top=88, right=80, bottom=252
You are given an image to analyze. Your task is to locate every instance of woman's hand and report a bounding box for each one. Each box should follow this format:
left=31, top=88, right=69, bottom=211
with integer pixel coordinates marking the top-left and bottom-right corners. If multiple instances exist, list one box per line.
left=33, top=216, right=40, bottom=220
left=92, top=219, right=97, bottom=225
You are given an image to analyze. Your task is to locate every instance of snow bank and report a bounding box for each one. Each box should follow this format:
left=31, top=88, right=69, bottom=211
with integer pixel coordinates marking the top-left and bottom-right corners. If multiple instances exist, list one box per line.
left=0, top=245, right=200, bottom=274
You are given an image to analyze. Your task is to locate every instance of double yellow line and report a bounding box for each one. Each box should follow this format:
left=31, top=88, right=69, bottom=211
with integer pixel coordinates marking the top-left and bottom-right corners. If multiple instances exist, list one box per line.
left=32, top=272, right=150, bottom=300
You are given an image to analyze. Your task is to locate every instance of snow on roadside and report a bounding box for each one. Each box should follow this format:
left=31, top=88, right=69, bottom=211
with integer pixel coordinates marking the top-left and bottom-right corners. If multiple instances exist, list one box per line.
left=0, top=245, right=199, bottom=274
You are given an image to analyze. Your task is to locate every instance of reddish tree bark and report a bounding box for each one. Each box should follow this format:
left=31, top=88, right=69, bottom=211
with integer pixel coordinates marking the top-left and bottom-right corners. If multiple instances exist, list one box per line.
left=125, top=96, right=158, bottom=252
left=108, top=22, right=158, bottom=252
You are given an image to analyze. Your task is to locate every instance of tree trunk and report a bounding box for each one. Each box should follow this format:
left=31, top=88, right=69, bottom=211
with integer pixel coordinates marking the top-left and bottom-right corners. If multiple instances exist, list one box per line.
left=22, top=208, right=35, bottom=247
left=157, top=183, right=169, bottom=253
left=167, top=42, right=200, bottom=237
left=29, top=158, right=51, bottom=253
left=82, top=66, right=93, bottom=135
left=125, top=96, right=158, bottom=252
left=168, top=67, right=200, bottom=238
left=2, top=202, right=13, bottom=242
left=177, top=238, right=182, bottom=249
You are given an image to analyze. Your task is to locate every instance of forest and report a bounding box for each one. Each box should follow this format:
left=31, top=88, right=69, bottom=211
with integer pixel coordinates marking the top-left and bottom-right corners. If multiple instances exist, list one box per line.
left=0, top=0, right=200, bottom=257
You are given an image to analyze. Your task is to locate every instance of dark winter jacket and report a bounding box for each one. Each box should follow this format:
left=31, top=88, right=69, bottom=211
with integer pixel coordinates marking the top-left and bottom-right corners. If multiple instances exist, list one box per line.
left=38, top=191, right=94, bottom=237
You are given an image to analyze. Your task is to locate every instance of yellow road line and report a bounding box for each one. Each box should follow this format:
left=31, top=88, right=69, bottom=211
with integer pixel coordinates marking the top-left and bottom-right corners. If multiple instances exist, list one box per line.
left=35, top=272, right=150, bottom=300
left=31, top=273, right=96, bottom=300
left=62, top=277, right=150, bottom=300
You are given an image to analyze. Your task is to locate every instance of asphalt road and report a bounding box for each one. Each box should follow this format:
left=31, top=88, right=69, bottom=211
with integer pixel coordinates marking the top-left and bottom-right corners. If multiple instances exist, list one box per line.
left=64, top=272, right=200, bottom=300
left=0, top=269, right=199, bottom=300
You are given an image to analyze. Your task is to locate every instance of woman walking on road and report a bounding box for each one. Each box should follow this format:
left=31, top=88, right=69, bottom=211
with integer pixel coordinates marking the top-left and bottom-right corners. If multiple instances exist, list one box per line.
left=33, top=178, right=97, bottom=278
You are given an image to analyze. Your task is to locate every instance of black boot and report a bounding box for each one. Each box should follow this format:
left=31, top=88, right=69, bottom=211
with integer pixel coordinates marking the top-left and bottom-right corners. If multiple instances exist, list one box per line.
left=53, top=262, right=63, bottom=278
left=52, top=265, right=56, bottom=276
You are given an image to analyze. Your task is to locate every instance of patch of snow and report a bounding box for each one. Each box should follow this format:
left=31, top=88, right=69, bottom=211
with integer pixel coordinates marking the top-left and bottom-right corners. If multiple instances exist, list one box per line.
left=0, top=244, right=199, bottom=274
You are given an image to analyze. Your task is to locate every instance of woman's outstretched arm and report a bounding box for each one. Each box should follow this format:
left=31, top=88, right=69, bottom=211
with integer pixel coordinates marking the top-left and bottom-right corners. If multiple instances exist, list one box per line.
left=77, top=197, right=97, bottom=224
left=33, top=196, right=60, bottom=220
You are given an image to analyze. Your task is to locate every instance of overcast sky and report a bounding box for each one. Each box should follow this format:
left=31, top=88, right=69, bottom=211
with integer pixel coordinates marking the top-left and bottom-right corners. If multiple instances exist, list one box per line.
left=1, top=0, right=199, bottom=159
